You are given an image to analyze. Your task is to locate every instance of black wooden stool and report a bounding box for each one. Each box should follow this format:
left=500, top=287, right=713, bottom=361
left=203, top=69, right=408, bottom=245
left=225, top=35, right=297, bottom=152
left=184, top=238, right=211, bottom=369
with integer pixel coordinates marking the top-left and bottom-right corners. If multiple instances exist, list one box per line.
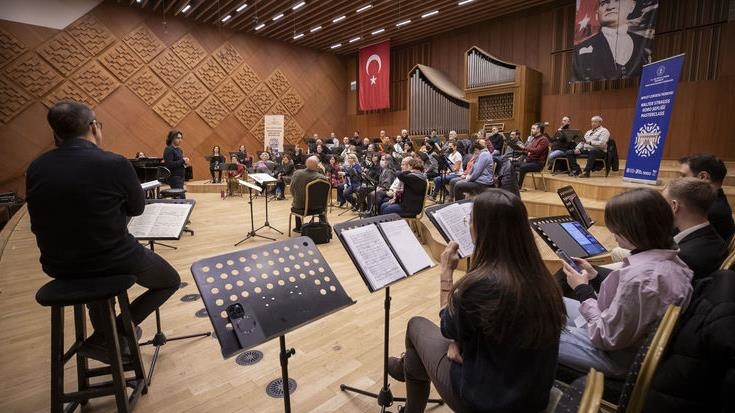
left=35, top=274, right=147, bottom=413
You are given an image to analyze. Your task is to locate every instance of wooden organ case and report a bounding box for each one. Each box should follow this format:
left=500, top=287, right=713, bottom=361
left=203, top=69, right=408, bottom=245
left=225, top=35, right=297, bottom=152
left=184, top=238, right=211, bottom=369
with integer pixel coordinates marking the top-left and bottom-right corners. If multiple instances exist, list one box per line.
left=408, top=64, right=470, bottom=137
left=464, top=46, right=541, bottom=135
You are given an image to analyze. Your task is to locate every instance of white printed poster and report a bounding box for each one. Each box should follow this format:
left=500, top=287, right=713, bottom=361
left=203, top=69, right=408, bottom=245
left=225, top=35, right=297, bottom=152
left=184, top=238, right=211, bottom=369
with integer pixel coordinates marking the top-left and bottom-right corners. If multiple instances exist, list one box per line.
left=264, top=114, right=284, bottom=153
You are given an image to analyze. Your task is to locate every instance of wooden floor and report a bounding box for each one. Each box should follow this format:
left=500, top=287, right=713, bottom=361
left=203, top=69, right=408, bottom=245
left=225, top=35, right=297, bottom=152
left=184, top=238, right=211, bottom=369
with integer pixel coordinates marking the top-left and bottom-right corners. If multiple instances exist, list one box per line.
left=0, top=180, right=624, bottom=413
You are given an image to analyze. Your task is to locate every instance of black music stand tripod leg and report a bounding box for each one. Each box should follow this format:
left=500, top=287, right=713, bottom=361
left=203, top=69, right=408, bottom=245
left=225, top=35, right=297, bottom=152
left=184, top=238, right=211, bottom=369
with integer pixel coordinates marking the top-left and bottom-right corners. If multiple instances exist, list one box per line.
left=278, top=335, right=296, bottom=413
left=340, top=287, right=443, bottom=411
left=261, top=183, right=284, bottom=234
left=236, top=186, right=276, bottom=246
left=140, top=241, right=211, bottom=385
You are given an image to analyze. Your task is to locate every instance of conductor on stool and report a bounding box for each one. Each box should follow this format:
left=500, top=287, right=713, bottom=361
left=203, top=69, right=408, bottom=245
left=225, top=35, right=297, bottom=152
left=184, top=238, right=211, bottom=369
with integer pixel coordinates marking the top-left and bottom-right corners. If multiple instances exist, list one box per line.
left=26, top=100, right=181, bottom=361
left=290, top=156, right=327, bottom=233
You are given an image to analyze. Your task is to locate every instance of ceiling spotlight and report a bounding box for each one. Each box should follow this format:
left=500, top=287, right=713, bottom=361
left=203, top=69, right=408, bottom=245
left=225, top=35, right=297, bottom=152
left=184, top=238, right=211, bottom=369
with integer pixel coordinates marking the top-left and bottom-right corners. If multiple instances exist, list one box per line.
left=255, top=23, right=266, bottom=30
left=273, top=13, right=284, bottom=21
left=458, top=0, right=474, bottom=4
left=396, top=19, right=411, bottom=27
left=371, top=28, right=385, bottom=35
left=421, top=10, right=439, bottom=18
left=293, top=33, right=304, bottom=39
left=310, top=25, right=322, bottom=32
left=349, top=37, right=361, bottom=43
left=236, top=3, right=248, bottom=12
left=292, top=1, right=306, bottom=10
left=221, top=15, right=232, bottom=22
left=356, top=4, right=372, bottom=13
left=333, top=15, right=346, bottom=23
left=330, top=43, right=342, bottom=49
left=181, top=4, right=191, bottom=12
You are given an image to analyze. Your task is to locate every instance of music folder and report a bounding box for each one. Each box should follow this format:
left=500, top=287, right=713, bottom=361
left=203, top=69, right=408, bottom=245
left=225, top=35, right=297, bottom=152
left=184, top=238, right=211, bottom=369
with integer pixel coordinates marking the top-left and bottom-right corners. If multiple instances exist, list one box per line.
left=425, top=200, right=475, bottom=258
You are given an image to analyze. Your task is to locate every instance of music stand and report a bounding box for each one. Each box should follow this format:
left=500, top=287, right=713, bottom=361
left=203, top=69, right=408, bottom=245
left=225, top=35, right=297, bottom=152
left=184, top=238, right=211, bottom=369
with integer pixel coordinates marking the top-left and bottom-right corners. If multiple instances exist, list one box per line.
left=127, top=199, right=212, bottom=384
left=333, top=215, right=443, bottom=412
left=249, top=173, right=283, bottom=236
left=235, top=179, right=275, bottom=245
left=190, top=237, right=355, bottom=413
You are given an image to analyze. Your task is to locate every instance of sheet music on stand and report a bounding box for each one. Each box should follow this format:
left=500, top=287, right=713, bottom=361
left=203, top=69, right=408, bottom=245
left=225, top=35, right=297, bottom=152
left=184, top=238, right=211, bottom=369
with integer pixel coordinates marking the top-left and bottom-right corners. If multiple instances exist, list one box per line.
left=141, top=180, right=160, bottom=191
left=127, top=201, right=193, bottom=240
left=238, top=179, right=262, bottom=192
left=249, top=173, right=277, bottom=184
left=425, top=200, right=475, bottom=258
left=334, top=214, right=434, bottom=292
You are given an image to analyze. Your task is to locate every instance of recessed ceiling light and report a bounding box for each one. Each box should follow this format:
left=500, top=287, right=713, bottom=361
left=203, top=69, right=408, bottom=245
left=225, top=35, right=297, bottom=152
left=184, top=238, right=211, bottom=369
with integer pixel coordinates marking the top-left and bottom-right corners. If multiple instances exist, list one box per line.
left=356, top=4, right=372, bottom=13
left=333, top=15, right=347, bottom=23
left=181, top=4, right=191, bottom=12
left=272, top=13, right=284, bottom=21
left=292, top=1, right=306, bottom=10
left=396, top=19, right=411, bottom=27
left=330, top=43, right=342, bottom=49
left=458, top=0, right=474, bottom=5
left=293, top=33, right=304, bottom=39
left=371, top=28, right=385, bottom=35
left=421, top=10, right=439, bottom=18
left=221, top=15, right=232, bottom=22
left=349, top=37, right=361, bottom=43
left=310, top=25, right=322, bottom=32
left=236, top=3, right=248, bottom=12
left=255, top=23, right=266, bottom=30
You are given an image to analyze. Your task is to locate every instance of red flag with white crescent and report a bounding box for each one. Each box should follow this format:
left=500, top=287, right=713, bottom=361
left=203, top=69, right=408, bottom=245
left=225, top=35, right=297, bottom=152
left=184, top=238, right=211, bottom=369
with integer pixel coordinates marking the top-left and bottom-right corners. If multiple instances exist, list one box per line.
left=358, top=40, right=390, bottom=111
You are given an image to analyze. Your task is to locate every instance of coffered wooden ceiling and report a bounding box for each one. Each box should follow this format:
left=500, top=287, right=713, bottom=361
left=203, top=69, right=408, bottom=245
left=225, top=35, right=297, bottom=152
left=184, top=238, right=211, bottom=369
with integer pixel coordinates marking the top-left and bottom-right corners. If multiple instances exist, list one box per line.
left=122, top=0, right=558, bottom=54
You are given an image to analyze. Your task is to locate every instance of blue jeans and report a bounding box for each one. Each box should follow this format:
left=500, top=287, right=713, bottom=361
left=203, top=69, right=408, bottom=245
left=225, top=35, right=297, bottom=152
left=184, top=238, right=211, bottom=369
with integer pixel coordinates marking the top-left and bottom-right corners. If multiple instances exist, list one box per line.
left=431, top=173, right=458, bottom=196
left=546, top=149, right=566, bottom=169
left=337, top=183, right=360, bottom=206
left=380, top=202, right=405, bottom=216
left=558, top=298, right=636, bottom=378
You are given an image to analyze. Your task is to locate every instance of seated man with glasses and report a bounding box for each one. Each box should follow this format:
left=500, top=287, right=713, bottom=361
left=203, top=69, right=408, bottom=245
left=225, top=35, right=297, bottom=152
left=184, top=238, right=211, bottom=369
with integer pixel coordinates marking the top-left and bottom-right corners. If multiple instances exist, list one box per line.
left=26, top=101, right=181, bottom=361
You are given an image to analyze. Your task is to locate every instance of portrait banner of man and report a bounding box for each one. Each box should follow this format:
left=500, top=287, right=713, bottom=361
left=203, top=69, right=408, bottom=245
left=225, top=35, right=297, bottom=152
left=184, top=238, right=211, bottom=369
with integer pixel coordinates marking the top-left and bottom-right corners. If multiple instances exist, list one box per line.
left=573, top=0, right=658, bottom=81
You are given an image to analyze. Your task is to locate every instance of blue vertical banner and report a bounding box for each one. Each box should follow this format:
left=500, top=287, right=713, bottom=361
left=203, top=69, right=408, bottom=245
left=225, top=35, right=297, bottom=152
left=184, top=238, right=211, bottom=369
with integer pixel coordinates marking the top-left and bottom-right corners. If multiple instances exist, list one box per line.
left=623, top=54, right=685, bottom=184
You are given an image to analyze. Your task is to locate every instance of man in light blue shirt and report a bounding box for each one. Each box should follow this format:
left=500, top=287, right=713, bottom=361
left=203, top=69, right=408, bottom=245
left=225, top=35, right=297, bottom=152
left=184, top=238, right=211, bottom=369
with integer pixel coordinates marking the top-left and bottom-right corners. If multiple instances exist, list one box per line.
left=453, top=141, right=494, bottom=200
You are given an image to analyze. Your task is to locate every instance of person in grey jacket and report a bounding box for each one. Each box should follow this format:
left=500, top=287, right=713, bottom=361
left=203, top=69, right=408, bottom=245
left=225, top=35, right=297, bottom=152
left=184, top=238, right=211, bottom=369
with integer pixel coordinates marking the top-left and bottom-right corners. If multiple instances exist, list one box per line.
left=453, top=141, right=494, bottom=201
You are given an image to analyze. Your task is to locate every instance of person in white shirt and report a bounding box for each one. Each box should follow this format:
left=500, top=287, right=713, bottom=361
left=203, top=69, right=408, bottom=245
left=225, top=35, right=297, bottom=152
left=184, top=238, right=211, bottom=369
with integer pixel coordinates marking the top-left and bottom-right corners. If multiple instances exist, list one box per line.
left=566, top=115, right=610, bottom=178
left=428, top=142, right=463, bottom=201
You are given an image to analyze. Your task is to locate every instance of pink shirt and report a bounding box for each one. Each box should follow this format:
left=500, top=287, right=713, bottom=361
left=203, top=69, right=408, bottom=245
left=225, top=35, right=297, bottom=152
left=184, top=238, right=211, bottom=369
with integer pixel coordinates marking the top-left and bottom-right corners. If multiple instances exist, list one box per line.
left=580, top=249, right=693, bottom=351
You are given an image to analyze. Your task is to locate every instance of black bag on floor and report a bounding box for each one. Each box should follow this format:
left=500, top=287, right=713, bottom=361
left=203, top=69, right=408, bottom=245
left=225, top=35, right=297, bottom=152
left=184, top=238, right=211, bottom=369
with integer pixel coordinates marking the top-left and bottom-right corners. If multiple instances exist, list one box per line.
left=301, top=217, right=332, bottom=244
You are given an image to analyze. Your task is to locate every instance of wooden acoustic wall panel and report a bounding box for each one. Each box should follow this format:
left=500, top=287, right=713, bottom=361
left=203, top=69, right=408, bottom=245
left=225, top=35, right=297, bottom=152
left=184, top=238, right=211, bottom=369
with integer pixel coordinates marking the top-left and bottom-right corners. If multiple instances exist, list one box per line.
left=3, top=53, right=62, bottom=98
left=214, top=78, right=246, bottom=111
left=36, top=32, right=90, bottom=76
left=98, top=41, right=144, bottom=82
left=0, top=78, right=31, bottom=124
left=212, top=43, right=243, bottom=74
left=250, top=83, right=278, bottom=113
left=122, top=25, right=165, bottom=63
left=152, top=91, right=189, bottom=126
left=171, top=33, right=207, bottom=69
left=126, top=67, right=167, bottom=105
left=149, top=49, right=188, bottom=87
left=66, top=14, right=116, bottom=55
left=70, top=61, right=120, bottom=103
left=233, top=98, right=263, bottom=130
left=281, top=88, right=304, bottom=115
left=265, top=69, right=291, bottom=98
left=195, top=95, right=229, bottom=128
left=194, top=56, right=228, bottom=91
left=250, top=118, right=265, bottom=144
left=232, top=63, right=261, bottom=93
left=174, top=73, right=209, bottom=109
left=0, top=27, right=27, bottom=68
left=42, top=81, right=95, bottom=109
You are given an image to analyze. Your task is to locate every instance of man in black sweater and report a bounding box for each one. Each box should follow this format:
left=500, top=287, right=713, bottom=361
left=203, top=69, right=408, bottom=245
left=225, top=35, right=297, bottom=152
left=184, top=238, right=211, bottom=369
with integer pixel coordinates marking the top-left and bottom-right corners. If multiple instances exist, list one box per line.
left=26, top=101, right=181, bottom=358
left=663, top=177, right=727, bottom=282
left=679, top=154, right=735, bottom=242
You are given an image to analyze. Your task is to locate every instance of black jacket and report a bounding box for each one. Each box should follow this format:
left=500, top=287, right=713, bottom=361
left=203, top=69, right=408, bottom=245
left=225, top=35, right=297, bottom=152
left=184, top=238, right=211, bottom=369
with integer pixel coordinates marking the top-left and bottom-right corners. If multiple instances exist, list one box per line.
left=644, top=270, right=735, bottom=413
left=163, top=145, right=186, bottom=177
left=573, top=31, right=651, bottom=81
left=396, top=171, right=427, bottom=216
left=709, top=188, right=735, bottom=242
left=677, top=225, right=726, bottom=282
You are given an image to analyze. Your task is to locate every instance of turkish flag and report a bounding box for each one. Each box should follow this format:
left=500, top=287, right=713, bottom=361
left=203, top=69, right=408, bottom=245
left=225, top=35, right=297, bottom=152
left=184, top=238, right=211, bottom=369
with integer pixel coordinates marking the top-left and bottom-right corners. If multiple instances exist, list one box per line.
left=359, top=40, right=390, bottom=111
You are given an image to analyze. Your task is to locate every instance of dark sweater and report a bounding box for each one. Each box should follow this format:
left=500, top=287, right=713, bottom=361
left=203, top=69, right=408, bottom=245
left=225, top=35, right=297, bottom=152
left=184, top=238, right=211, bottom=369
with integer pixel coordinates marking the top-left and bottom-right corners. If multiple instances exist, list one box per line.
left=396, top=171, right=427, bottom=215
left=440, top=277, right=558, bottom=413
left=163, top=145, right=186, bottom=177
left=709, top=188, right=735, bottom=242
left=26, top=138, right=145, bottom=277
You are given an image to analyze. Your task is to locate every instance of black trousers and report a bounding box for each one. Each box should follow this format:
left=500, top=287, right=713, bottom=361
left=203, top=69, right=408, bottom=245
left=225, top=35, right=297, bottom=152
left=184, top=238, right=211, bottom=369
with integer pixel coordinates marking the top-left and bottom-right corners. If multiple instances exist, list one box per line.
left=210, top=168, right=222, bottom=183
left=567, top=149, right=606, bottom=173
left=76, top=247, right=181, bottom=335
left=518, top=161, right=543, bottom=187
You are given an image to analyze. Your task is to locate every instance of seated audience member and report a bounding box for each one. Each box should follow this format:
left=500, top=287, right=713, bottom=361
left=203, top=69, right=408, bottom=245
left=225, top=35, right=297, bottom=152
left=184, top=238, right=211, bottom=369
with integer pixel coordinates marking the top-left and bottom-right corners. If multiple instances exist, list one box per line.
left=454, top=141, right=494, bottom=201
left=566, top=115, right=609, bottom=178
left=292, top=147, right=305, bottom=167
left=449, top=148, right=479, bottom=201
left=337, top=154, right=362, bottom=210
left=420, top=151, right=439, bottom=180
left=662, top=177, right=727, bottom=282
left=679, top=154, right=735, bottom=241
left=517, top=122, right=550, bottom=188
left=135, top=151, right=147, bottom=159
left=290, top=156, right=327, bottom=233
left=388, top=190, right=566, bottom=413
left=559, top=188, right=693, bottom=377
left=487, top=127, right=504, bottom=155
left=429, top=142, right=463, bottom=201
left=380, top=157, right=427, bottom=217
left=315, top=144, right=329, bottom=163
left=209, top=145, right=225, bottom=183
left=253, top=151, right=275, bottom=175
left=352, top=130, right=361, bottom=146
left=163, top=129, right=189, bottom=195
left=27, top=101, right=180, bottom=358
left=441, top=130, right=457, bottom=152
left=644, top=268, right=735, bottom=413
left=236, top=144, right=253, bottom=168
left=325, top=155, right=343, bottom=203
left=226, top=155, right=246, bottom=196
left=428, top=129, right=441, bottom=145
left=274, top=153, right=295, bottom=200
left=547, top=116, right=575, bottom=170
left=367, top=155, right=397, bottom=213
left=357, top=153, right=383, bottom=212
left=394, top=135, right=405, bottom=154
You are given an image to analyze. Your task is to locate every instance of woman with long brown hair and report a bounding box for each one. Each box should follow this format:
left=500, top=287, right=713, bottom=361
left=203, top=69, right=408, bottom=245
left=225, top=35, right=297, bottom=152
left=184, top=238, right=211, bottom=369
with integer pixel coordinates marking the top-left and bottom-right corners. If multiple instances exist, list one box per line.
left=388, top=189, right=566, bottom=413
